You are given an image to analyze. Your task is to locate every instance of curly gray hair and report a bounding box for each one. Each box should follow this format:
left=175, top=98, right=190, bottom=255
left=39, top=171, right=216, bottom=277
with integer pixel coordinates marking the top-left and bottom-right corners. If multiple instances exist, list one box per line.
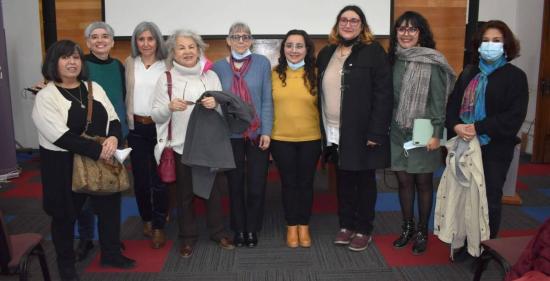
left=165, top=29, right=208, bottom=68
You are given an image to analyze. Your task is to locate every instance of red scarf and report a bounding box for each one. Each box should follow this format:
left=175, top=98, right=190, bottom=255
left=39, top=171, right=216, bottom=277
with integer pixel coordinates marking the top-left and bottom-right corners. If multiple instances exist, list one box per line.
left=230, top=55, right=260, bottom=140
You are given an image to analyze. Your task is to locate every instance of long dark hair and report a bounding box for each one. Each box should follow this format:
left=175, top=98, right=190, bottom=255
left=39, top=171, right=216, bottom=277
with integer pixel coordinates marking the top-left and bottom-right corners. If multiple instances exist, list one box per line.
left=275, top=29, right=317, bottom=95
left=388, top=11, right=436, bottom=64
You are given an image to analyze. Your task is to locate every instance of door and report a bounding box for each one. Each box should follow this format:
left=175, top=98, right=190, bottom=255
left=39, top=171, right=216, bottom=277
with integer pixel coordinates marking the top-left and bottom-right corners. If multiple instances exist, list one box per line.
left=0, top=0, right=18, bottom=175
left=533, top=0, right=550, bottom=162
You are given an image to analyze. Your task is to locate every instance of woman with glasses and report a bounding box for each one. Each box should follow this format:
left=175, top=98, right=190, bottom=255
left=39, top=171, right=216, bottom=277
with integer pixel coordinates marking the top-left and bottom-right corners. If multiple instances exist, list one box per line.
left=152, top=29, right=234, bottom=258
left=212, top=22, right=273, bottom=248
left=317, top=5, right=392, bottom=252
left=125, top=21, right=169, bottom=249
left=271, top=30, right=320, bottom=248
left=388, top=11, right=456, bottom=255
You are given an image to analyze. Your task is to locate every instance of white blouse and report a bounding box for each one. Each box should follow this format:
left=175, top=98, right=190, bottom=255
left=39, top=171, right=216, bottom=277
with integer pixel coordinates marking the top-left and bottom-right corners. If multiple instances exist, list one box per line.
left=133, top=57, right=166, bottom=116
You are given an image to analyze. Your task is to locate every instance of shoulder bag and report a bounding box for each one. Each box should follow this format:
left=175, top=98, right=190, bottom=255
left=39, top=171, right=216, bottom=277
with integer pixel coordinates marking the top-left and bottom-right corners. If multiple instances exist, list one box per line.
left=72, top=81, right=130, bottom=194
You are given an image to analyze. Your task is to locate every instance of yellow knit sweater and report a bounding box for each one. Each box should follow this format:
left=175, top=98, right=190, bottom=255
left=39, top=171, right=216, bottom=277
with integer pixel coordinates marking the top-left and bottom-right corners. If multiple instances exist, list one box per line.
left=271, top=68, right=321, bottom=142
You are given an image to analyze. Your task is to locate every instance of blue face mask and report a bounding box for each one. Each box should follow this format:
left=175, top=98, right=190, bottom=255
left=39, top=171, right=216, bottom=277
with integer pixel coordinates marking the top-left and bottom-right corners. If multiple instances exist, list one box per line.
left=478, top=42, right=504, bottom=62
left=231, top=49, right=252, bottom=60
left=287, top=60, right=305, bottom=70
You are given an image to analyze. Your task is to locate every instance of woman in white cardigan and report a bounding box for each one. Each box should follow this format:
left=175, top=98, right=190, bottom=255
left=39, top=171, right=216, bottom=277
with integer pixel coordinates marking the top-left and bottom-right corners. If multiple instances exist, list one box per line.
left=152, top=29, right=234, bottom=258
left=32, top=40, right=134, bottom=281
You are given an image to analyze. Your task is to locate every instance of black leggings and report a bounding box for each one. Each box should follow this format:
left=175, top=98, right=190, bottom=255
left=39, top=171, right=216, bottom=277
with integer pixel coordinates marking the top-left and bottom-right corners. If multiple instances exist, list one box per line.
left=395, top=171, right=433, bottom=228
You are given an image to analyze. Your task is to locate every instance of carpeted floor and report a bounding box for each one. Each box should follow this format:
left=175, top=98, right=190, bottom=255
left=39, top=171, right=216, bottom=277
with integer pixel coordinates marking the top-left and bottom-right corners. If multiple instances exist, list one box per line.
left=1, top=151, right=549, bottom=281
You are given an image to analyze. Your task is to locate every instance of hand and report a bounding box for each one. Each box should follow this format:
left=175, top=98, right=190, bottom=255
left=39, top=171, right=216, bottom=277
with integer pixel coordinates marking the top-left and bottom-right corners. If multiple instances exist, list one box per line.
left=454, top=124, right=476, bottom=141
left=258, top=135, right=270, bottom=150
left=426, top=137, right=440, bottom=151
left=169, top=98, right=188, bottom=112
left=366, top=140, right=378, bottom=147
left=100, top=136, right=118, bottom=160
left=200, top=96, right=217, bottom=109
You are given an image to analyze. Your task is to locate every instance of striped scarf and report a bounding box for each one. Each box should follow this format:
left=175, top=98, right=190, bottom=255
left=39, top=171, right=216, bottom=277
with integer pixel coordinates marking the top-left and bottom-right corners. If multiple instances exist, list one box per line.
left=394, top=46, right=456, bottom=129
left=230, top=55, right=260, bottom=141
left=459, top=56, right=507, bottom=145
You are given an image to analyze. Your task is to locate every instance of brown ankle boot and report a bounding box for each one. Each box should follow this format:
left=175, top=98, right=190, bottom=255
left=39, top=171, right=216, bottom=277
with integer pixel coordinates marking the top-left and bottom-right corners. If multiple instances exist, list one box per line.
left=151, top=229, right=166, bottom=249
left=287, top=225, right=299, bottom=248
left=143, top=221, right=153, bottom=237
left=298, top=225, right=311, bottom=247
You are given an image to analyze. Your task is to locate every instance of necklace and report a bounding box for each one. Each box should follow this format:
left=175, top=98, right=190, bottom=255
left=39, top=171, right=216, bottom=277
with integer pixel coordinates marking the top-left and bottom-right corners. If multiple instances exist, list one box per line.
left=59, top=84, right=85, bottom=109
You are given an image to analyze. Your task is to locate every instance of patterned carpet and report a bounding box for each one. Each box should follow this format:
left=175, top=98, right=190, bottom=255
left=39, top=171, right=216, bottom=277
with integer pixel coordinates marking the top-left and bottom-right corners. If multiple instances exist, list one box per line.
left=0, top=151, right=548, bottom=281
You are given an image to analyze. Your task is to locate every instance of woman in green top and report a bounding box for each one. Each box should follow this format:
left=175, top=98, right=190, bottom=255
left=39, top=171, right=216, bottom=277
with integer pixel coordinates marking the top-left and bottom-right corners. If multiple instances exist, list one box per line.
left=388, top=11, right=456, bottom=255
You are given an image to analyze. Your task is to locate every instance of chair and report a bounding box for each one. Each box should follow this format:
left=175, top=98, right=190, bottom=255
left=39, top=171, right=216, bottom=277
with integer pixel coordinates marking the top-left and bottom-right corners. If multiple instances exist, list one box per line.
left=472, top=236, right=533, bottom=281
left=0, top=211, right=51, bottom=281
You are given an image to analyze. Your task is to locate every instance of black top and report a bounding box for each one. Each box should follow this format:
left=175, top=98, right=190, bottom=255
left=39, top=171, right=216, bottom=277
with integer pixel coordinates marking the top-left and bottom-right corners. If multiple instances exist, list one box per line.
left=317, top=42, right=393, bottom=170
left=446, top=63, right=528, bottom=162
left=53, top=83, right=122, bottom=160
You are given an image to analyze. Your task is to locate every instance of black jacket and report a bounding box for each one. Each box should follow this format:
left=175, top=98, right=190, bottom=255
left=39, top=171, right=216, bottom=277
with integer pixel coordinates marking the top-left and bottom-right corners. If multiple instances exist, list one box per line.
left=182, top=90, right=254, bottom=198
left=317, top=42, right=393, bottom=170
left=446, top=63, right=528, bottom=162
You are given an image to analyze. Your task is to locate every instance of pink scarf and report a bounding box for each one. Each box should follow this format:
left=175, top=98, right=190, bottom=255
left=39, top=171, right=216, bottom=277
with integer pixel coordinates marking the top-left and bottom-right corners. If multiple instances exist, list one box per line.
left=230, top=56, right=260, bottom=140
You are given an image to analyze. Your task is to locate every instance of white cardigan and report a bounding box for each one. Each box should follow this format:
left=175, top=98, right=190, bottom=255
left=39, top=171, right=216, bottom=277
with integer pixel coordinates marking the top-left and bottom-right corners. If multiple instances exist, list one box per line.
left=32, top=81, right=119, bottom=152
left=151, top=62, right=222, bottom=164
left=434, top=136, right=490, bottom=258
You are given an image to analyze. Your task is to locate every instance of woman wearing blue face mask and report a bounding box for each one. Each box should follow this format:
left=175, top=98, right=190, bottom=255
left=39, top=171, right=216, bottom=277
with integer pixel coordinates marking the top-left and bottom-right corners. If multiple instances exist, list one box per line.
left=212, top=22, right=273, bottom=248
left=271, top=30, right=320, bottom=248
left=445, top=20, right=528, bottom=240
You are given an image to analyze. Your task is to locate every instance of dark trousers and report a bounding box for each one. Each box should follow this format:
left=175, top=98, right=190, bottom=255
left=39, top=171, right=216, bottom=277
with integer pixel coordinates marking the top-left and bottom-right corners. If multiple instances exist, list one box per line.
left=76, top=199, right=95, bottom=240
left=128, top=122, right=168, bottom=229
left=336, top=169, right=377, bottom=235
left=51, top=192, right=121, bottom=279
left=271, top=140, right=321, bottom=225
left=483, top=159, right=512, bottom=239
left=225, top=138, right=270, bottom=233
left=174, top=153, right=226, bottom=245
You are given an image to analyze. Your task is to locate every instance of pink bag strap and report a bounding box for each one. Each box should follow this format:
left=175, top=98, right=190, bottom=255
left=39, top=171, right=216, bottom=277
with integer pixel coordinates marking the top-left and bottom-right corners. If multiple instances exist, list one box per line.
left=165, top=71, right=173, bottom=142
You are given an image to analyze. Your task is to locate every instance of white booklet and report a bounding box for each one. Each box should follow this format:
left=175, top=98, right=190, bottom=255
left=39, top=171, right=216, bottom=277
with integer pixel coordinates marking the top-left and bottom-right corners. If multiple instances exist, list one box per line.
left=114, top=148, right=132, bottom=164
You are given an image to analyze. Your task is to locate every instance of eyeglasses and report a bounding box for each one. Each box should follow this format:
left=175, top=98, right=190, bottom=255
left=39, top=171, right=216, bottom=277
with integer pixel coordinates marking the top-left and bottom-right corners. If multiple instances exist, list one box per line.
left=339, top=17, right=361, bottom=27
left=396, top=26, right=419, bottom=35
left=229, top=34, right=253, bottom=42
left=284, top=43, right=305, bottom=50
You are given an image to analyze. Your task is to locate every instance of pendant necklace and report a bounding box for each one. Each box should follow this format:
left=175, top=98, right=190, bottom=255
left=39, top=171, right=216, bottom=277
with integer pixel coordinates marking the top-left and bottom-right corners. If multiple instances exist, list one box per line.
left=59, top=84, right=85, bottom=109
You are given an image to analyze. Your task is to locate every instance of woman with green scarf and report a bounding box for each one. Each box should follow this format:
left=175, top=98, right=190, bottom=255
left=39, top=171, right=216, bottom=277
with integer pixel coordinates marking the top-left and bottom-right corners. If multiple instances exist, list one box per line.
left=388, top=11, right=456, bottom=255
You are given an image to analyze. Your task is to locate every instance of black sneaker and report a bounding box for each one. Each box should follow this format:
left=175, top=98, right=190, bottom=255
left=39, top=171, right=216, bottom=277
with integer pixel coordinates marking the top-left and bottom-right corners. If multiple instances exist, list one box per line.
left=246, top=232, right=258, bottom=248
left=234, top=232, right=246, bottom=247
left=100, top=255, right=136, bottom=269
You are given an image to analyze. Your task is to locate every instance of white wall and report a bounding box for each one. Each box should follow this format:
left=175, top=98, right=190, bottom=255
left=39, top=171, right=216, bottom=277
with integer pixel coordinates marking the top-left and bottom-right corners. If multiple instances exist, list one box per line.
left=3, top=0, right=43, bottom=149
left=479, top=0, right=544, bottom=153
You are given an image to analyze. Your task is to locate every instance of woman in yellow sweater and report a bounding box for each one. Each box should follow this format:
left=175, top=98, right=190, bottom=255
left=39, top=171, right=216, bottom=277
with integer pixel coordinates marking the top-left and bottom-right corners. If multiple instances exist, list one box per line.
left=271, top=29, right=321, bottom=248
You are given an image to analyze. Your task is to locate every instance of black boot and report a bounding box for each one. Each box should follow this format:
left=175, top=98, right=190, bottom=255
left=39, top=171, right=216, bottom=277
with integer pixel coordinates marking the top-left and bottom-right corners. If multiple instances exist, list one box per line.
left=412, top=224, right=428, bottom=255
left=393, top=220, right=415, bottom=248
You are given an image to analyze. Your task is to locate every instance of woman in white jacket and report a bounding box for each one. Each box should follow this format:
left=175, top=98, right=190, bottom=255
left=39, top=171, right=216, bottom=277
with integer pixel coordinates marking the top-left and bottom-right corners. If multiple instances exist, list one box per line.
left=151, top=29, right=234, bottom=258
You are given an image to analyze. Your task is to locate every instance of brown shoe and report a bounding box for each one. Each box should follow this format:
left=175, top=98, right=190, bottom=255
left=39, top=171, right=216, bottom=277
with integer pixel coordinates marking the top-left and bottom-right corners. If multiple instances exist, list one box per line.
left=151, top=229, right=166, bottom=249
left=217, top=237, right=235, bottom=250
left=179, top=244, right=193, bottom=258
left=287, top=225, right=299, bottom=248
left=143, top=221, right=153, bottom=237
left=298, top=225, right=311, bottom=248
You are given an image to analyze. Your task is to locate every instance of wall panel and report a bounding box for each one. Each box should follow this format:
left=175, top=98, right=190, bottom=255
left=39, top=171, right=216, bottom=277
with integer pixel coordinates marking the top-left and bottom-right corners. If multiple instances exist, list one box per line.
left=54, top=0, right=466, bottom=73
